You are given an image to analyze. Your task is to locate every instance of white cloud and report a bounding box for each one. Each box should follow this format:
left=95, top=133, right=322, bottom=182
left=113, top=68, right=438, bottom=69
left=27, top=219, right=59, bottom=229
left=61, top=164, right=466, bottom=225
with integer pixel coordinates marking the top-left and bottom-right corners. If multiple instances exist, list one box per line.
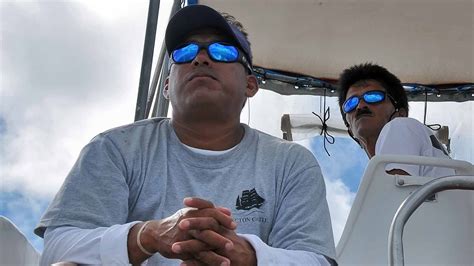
left=0, top=1, right=149, bottom=197
left=325, top=178, right=355, bottom=244
left=80, top=0, right=147, bottom=21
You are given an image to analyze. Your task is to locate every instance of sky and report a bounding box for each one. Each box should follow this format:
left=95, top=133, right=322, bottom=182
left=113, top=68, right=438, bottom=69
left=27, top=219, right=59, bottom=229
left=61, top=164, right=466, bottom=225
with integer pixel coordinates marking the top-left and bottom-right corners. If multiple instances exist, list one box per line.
left=1, top=0, right=472, bottom=257
left=1, top=0, right=153, bottom=251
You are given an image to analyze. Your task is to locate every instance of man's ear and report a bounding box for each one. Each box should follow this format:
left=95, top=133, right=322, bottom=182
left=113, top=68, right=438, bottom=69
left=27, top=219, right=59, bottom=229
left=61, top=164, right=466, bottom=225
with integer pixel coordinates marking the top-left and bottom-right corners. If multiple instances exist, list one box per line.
left=245, top=75, right=259, bottom=97
left=163, top=77, right=170, bottom=99
left=398, top=107, right=408, bottom=117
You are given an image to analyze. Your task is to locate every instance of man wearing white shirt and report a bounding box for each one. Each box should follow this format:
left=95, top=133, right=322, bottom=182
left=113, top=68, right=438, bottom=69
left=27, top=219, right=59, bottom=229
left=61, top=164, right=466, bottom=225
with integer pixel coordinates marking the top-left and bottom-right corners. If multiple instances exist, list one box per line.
left=337, top=63, right=453, bottom=177
left=36, top=5, right=336, bottom=266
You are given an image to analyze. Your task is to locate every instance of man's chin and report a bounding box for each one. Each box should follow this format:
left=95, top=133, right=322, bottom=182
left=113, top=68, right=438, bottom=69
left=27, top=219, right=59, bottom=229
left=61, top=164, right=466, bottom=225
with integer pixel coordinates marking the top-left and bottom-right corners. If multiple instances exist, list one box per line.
left=186, top=98, right=226, bottom=112
left=353, top=125, right=382, bottom=140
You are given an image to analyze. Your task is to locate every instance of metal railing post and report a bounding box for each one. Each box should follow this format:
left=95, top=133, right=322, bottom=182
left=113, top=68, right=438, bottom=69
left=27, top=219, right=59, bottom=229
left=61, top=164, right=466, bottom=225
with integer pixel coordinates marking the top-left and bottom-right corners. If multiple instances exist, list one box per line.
left=134, top=0, right=160, bottom=121
left=150, top=0, right=182, bottom=117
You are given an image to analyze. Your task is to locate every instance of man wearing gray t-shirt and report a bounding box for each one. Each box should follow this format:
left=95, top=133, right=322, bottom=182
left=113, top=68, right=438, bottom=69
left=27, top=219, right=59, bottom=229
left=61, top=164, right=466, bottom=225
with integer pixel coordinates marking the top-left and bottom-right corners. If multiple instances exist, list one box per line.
left=36, top=5, right=336, bottom=265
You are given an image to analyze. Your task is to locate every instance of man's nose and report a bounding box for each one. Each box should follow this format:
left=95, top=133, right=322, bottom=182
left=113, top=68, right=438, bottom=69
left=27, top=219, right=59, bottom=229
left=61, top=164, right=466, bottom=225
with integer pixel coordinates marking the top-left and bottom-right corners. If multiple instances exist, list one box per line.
left=192, top=49, right=211, bottom=67
left=356, top=97, right=369, bottom=110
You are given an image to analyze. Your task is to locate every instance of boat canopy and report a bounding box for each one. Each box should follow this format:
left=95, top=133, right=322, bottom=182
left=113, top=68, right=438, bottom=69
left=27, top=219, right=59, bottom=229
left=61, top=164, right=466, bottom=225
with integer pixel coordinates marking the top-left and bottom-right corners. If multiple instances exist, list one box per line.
left=199, top=0, right=473, bottom=101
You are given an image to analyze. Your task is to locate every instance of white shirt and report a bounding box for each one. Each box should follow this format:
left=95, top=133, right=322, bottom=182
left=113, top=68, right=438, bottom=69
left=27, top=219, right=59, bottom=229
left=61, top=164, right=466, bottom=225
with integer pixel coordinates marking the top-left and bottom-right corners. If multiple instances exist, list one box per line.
left=375, top=117, right=454, bottom=177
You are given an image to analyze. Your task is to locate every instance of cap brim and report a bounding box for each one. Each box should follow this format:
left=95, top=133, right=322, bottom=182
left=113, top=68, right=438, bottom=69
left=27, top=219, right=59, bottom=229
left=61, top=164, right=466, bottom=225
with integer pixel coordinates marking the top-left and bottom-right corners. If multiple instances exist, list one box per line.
left=165, top=5, right=251, bottom=64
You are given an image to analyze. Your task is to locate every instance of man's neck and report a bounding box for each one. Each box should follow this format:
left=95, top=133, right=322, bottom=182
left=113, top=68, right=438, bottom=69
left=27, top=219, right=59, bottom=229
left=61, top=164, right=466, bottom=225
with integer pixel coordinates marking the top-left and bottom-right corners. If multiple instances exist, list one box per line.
left=171, top=118, right=244, bottom=151
left=358, top=136, right=377, bottom=158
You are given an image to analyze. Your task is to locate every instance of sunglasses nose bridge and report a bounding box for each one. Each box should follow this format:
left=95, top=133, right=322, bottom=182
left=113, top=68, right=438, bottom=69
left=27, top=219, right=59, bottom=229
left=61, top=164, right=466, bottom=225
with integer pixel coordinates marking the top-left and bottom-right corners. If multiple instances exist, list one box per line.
left=354, top=95, right=369, bottom=110
left=192, top=48, right=212, bottom=66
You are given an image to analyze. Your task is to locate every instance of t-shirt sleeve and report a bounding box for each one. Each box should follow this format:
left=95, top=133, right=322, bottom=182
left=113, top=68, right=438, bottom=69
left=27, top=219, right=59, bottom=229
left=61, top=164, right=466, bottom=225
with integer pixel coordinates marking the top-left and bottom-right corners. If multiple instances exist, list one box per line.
left=35, top=133, right=131, bottom=237
left=267, top=145, right=336, bottom=261
left=375, top=118, right=429, bottom=176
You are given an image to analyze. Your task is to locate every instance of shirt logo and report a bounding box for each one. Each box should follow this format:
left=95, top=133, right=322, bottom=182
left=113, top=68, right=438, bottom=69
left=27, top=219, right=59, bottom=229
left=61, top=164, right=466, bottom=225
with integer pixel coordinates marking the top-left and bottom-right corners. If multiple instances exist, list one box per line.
left=235, top=188, right=265, bottom=210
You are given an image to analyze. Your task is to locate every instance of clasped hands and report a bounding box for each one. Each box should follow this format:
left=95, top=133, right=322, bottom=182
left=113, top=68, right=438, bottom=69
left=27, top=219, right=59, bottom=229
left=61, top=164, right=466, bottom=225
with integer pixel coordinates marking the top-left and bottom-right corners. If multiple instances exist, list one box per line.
left=140, top=197, right=256, bottom=266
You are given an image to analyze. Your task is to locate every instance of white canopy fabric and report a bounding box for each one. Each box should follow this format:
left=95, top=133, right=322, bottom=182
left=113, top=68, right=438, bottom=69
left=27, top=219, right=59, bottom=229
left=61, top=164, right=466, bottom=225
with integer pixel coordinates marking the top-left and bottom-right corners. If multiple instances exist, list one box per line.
left=195, top=0, right=472, bottom=162
left=200, top=0, right=473, bottom=84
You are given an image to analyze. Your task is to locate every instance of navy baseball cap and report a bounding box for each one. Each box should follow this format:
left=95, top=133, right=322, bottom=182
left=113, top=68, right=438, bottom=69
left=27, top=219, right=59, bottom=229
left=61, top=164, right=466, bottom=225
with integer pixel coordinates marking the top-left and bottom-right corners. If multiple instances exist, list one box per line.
left=165, top=5, right=252, bottom=66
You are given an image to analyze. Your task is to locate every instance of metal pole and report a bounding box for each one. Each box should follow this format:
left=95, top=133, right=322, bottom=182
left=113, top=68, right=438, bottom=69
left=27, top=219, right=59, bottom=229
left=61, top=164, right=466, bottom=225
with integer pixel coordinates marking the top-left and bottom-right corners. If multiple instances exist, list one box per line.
left=134, top=0, right=160, bottom=121
left=145, top=38, right=167, bottom=117
left=150, top=0, right=182, bottom=117
left=388, top=175, right=474, bottom=266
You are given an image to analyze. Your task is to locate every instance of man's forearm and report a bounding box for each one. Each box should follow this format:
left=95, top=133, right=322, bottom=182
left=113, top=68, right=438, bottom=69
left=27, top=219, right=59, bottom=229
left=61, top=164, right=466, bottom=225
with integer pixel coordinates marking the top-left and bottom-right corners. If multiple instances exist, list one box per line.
left=127, top=222, right=155, bottom=265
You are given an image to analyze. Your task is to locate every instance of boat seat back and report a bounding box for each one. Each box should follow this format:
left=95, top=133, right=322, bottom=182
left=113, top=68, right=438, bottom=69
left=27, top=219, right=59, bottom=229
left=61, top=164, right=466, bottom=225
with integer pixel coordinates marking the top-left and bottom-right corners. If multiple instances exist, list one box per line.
left=0, top=216, right=40, bottom=265
left=335, top=155, right=474, bottom=265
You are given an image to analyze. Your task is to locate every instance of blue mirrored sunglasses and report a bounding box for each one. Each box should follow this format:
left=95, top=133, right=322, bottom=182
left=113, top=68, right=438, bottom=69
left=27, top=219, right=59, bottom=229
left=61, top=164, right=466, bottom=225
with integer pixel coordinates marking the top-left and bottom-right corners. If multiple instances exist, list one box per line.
left=171, top=42, right=252, bottom=73
left=343, top=90, right=387, bottom=113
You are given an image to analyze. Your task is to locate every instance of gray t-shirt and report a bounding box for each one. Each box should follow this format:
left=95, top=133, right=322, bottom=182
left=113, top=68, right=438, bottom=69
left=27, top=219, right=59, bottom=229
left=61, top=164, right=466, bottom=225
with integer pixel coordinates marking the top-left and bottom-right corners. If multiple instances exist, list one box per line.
left=36, top=118, right=335, bottom=263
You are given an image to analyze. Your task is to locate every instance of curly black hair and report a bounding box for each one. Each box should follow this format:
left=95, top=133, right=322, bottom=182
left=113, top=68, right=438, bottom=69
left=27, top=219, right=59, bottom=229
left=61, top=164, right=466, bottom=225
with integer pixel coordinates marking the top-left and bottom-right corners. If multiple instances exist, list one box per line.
left=337, top=63, right=409, bottom=126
